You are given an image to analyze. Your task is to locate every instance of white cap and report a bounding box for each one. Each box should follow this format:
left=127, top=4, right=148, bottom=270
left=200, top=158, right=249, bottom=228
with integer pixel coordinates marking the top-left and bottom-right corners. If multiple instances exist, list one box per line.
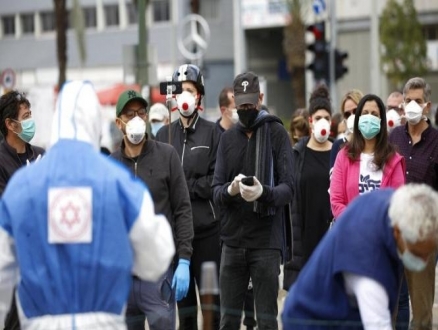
left=149, top=103, right=169, bottom=122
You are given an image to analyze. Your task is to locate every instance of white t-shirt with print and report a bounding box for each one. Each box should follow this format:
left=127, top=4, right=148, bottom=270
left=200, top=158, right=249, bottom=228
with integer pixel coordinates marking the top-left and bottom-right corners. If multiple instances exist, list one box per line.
left=359, top=153, right=383, bottom=195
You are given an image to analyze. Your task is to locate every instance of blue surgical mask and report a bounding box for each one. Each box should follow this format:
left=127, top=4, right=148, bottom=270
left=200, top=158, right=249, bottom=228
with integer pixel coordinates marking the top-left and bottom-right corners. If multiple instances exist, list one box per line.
left=150, top=122, right=165, bottom=137
left=14, top=118, right=36, bottom=143
left=358, top=114, right=381, bottom=140
left=400, top=248, right=427, bottom=272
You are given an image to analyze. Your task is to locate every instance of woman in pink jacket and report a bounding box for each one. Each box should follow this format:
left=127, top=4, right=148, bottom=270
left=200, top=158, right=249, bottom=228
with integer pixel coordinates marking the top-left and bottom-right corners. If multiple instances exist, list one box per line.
left=330, top=94, right=405, bottom=219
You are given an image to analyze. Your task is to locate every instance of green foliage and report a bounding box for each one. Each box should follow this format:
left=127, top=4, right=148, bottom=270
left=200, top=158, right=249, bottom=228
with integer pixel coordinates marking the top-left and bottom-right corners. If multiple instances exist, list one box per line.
left=380, top=0, right=428, bottom=88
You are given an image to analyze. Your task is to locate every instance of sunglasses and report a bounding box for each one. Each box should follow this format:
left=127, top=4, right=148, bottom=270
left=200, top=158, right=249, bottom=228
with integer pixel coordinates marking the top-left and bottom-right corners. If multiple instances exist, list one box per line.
left=343, top=108, right=357, bottom=119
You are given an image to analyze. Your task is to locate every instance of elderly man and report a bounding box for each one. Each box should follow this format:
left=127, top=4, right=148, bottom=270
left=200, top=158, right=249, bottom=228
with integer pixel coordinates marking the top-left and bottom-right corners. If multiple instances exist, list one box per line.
left=282, top=184, right=438, bottom=330
left=389, top=77, right=438, bottom=330
left=0, top=81, right=174, bottom=330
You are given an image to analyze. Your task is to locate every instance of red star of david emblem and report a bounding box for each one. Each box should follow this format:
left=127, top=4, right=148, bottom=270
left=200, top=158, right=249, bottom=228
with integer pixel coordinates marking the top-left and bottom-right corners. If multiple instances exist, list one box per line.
left=60, top=201, right=80, bottom=229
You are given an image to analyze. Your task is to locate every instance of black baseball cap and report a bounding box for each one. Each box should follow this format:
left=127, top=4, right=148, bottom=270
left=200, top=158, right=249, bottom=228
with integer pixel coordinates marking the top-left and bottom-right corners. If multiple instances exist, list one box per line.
left=233, top=72, right=260, bottom=108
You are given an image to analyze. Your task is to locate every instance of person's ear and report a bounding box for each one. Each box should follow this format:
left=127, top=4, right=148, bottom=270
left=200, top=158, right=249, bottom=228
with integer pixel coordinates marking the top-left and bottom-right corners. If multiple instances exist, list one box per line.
left=424, top=101, right=431, bottom=115
left=5, top=118, right=17, bottom=132
left=219, top=106, right=227, bottom=115
left=115, top=117, right=124, bottom=131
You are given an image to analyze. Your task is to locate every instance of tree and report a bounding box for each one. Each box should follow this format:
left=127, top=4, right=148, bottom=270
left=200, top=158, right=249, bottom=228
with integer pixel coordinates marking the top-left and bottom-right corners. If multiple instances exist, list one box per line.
left=54, top=0, right=67, bottom=89
left=54, top=0, right=86, bottom=90
left=283, top=0, right=309, bottom=109
left=380, top=0, right=428, bottom=89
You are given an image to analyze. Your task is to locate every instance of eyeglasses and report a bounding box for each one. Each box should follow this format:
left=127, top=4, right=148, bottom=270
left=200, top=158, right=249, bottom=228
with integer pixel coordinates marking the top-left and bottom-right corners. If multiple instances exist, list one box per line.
left=122, top=108, right=147, bottom=119
left=343, top=108, right=357, bottom=119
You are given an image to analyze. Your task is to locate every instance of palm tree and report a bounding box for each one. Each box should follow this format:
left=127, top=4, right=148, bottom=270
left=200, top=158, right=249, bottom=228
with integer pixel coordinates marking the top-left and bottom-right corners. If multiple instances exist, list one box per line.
left=54, top=0, right=67, bottom=89
left=283, top=0, right=308, bottom=109
left=54, top=0, right=86, bottom=90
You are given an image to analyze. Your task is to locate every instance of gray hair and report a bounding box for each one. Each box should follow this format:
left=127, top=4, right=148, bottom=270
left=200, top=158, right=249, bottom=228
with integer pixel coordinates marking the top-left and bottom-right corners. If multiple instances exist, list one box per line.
left=403, top=77, right=431, bottom=102
left=389, top=184, right=438, bottom=243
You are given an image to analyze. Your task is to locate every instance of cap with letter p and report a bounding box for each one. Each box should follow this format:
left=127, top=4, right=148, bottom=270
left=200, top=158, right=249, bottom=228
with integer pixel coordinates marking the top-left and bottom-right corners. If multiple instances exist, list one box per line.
left=233, top=72, right=260, bottom=108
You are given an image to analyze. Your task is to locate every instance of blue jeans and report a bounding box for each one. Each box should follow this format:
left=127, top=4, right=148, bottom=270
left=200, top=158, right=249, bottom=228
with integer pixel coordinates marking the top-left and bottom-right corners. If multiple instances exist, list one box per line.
left=219, top=245, right=281, bottom=330
left=125, top=267, right=175, bottom=330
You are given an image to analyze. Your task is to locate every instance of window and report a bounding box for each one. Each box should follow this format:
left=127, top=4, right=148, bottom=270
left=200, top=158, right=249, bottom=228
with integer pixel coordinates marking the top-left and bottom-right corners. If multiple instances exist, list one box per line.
left=199, top=0, right=219, bottom=19
left=423, top=24, right=438, bottom=41
left=21, top=13, right=34, bottom=34
left=104, top=5, right=119, bottom=27
left=2, top=16, right=15, bottom=36
left=41, top=11, right=55, bottom=32
left=152, top=0, right=170, bottom=22
left=83, top=7, right=97, bottom=28
left=127, top=3, right=138, bottom=25
left=268, top=0, right=288, bottom=15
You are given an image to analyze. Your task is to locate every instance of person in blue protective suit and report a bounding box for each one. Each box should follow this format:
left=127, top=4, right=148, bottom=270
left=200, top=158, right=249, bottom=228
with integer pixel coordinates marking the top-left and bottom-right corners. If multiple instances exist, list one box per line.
left=0, top=80, right=175, bottom=330
left=282, top=184, right=438, bottom=330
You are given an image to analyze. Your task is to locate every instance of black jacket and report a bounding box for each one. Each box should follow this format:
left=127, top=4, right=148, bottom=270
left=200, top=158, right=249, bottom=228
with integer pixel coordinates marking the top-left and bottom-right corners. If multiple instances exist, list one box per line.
left=0, top=140, right=45, bottom=196
left=212, top=116, right=294, bottom=254
left=156, top=113, right=222, bottom=238
left=110, top=138, right=194, bottom=260
left=283, top=136, right=308, bottom=289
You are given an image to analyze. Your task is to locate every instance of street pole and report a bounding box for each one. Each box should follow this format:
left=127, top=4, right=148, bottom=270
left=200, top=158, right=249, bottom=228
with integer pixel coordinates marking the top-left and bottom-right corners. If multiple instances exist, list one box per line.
left=233, top=0, right=246, bottom=77
left=370, top=0, right=380, bottom=95
left=329, top=0, right=337, bottom=110
left=138, top=0, right=148, bottom=98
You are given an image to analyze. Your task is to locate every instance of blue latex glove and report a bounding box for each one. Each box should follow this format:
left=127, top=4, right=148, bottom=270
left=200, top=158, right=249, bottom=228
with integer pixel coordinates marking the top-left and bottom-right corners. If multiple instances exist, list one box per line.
left=172, top=259, right=190, bottom=301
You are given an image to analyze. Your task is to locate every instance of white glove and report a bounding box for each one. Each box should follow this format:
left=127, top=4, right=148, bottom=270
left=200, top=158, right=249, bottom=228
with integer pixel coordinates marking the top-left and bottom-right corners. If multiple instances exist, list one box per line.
left=227, top=174, right=246, bottom=196
left=239, top=176, right=263, bottom=202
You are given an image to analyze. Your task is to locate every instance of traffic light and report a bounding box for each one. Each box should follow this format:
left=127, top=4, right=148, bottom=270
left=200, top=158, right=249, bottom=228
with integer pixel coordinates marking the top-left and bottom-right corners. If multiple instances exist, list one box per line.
left=335, top=49, right=348, bottom=80
left=307, top=22, right=329, bottom=81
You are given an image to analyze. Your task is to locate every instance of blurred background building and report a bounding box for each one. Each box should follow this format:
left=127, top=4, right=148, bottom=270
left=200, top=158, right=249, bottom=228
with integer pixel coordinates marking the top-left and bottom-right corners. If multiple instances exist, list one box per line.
left=0, top=0, right=437, bottom=149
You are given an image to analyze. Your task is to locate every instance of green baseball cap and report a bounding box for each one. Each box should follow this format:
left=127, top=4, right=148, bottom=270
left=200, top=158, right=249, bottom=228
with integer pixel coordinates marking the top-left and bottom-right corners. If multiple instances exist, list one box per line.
left=116, top=90, right=148, bottom=117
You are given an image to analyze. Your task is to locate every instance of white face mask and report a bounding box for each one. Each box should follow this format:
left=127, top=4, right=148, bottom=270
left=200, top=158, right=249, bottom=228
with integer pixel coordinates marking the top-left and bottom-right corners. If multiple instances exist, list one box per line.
left=177, top=91, right=197, bottom=117
left=399, top=237, right=428, bottom=272
left=229, top=109, right=239, bottom=124
left=404, top=100, right=425, bottom=125
left=313, top=118, right=331, bottom=143
left=346, top=115, right=355, bottom=135
left=126, top=116, right=146, bottom=144
left=386, top=109, right=401, bottom=132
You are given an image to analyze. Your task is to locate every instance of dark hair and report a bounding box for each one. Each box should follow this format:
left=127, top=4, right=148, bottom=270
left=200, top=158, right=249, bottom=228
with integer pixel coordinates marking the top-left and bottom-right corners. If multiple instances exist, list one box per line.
left=218, top=87, right=233, bottom=108
left=330, top=112, right=343, bottom=138
left=309, top=85, right=332, bottom=116
left=347, top=94, right=395, bottom=169
left=289, top=109, right=310, bottom=146
left=0, top=91, right=31, bottom=137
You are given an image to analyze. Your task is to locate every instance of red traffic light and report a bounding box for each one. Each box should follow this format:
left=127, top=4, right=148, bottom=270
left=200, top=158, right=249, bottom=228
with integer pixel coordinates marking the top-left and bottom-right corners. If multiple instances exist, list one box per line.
left=306, top=22, right=325, bottom=40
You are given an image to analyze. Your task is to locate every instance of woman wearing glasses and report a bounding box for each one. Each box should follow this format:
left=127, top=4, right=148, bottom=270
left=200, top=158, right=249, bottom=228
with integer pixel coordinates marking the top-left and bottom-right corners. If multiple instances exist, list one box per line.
left=329, top=89, right=363, bottom=175
left=330, top=94, right=405, bottom=220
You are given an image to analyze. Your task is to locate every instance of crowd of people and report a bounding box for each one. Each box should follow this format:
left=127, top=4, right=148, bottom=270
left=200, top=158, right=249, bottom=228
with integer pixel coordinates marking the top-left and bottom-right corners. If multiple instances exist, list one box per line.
left=1, top=66, right=438, bottom=330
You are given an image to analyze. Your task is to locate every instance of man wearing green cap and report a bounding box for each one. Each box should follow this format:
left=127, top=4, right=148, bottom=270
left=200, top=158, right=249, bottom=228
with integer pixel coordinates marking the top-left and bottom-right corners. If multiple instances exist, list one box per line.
left=110, top=90, right=194, bottom=330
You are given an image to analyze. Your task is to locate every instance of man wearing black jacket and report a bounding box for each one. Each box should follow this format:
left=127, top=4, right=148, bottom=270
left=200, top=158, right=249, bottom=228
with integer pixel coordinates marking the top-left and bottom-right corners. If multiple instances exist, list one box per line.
left=212, top=72, right=294, bottom=330
left=0, top=90, right=44, bottom=329
left=111, top=90, right=194, bottom=330
left=156, top=64, right=222, bottom=330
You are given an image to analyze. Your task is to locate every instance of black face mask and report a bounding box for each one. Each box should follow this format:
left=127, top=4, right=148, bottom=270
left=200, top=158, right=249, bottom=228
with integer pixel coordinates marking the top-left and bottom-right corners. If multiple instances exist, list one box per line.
left=237, top=108, right=259, bottom=128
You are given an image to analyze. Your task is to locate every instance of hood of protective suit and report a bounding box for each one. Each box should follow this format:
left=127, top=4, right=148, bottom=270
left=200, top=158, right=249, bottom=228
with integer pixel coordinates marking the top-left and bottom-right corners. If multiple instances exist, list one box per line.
left=50, top=80, right=101, bottom=151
